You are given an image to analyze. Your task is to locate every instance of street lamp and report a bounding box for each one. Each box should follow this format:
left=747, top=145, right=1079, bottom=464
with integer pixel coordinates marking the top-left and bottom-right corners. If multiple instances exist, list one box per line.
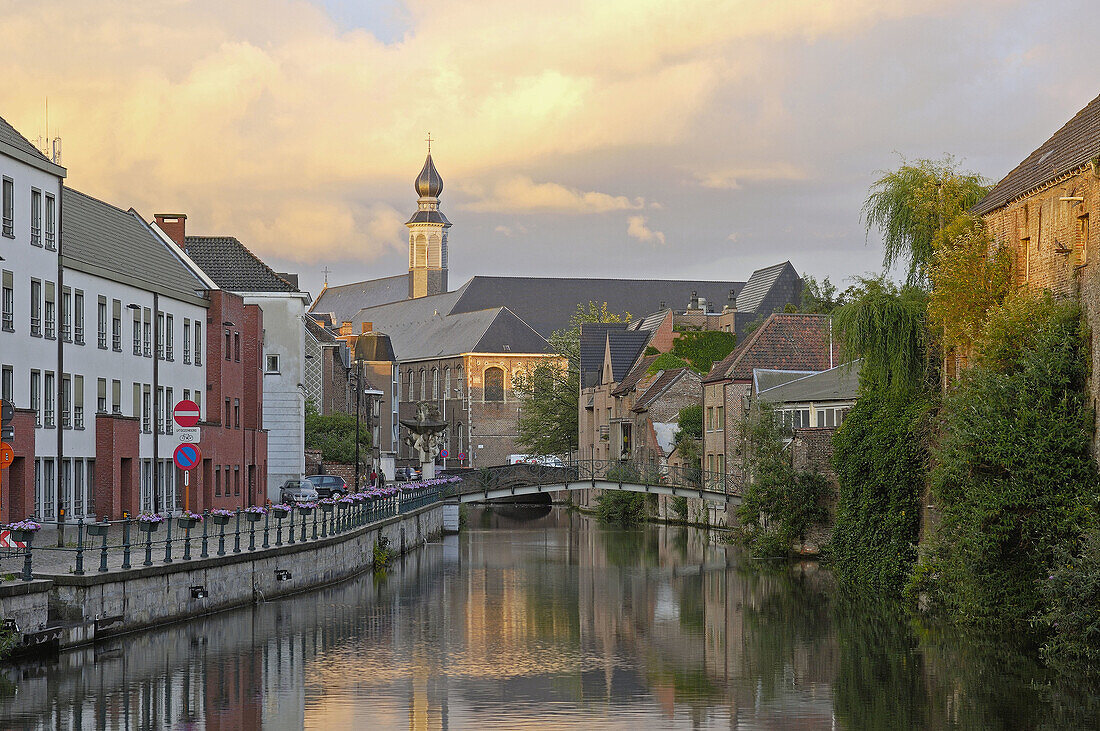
left=353, top=369, right=383, bottom=490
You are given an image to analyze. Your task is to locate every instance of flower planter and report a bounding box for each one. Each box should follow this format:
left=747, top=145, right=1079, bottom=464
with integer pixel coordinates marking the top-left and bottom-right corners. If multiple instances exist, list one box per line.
left=243, top=512, right=263, bottom=523
left=86, top=523, right=110, bottom=537
left=176, top=517, right=199, bottom=530
left=210, top=514, right=232, bottom=526
left=9, top=529, right=36, bottom=543
left=297, top=506, right=314, bottom=515
left=337, top=502, right=351, bottom=510
left=271, top=507, right=291, bottom=519
left=138, top=522, right=160, bottom=533
left=319, top=504, right=334, bottom=513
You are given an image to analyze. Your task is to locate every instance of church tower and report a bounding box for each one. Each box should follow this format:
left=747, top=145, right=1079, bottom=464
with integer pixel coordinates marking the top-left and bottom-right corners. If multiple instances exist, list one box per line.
left=406, top=140, right=450, bottom=299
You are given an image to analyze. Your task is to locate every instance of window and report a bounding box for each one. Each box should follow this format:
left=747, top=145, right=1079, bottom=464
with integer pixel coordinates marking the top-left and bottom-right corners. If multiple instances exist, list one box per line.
left=86, top=460, right=95, bottom=518
left=215, top=467, right=221, bottom=496
left=779, top=408, right=811, bottom=430
left=2, top=177, right=12, bottom=237
left=97, top=378, right=107, bottom=414
left=133, top=383, right=140, bottom=419
left=2, top=365, right=12, bottom=404
left=483, top=367, right=504, bottom=402
left=716, top=405, right=724, bottom=430
left=30, top=189, right=41, bottom=246
left=234, top=332, right=241, bottom=362
left=44, top=194, right=55, bottom=250
left=143, top=309, right=151, bottom=357
left=61, top=287, right=71, bottom=341
left=132, top=308, right=141, bottom=355
left=112, top=379, right=121, bottom=414
left=431, top=368, right=438, bottom=399
left=1078, top=214, right=1089, bottom=267
left=157, top=313, right=165, bottom=359
left=706, top=406, right=714, bottom=431
left=74, top=460, right=85, bottom=518
left=165, top=387, right=173, bottom=434
left=142, top=386, right=151, bottom=433
left=73, top=375, right=83, bottom=429
left=61, top=374, right=71, bottom=428
left=234, top=466, right=240, bottom=496
left=73, top=290, right=84, bottom=344
left=225, top=398, right=231, bottom=428
left=44, top=371, right=55, bottom=428
left=419, top=369, right=426, bottom=400
left=194, top=391, right=201, bottom=419
left=2, top=270, right=13, bottom=332
left=44, top=282, right=55, bottom=339
left=194, top=321, right=202, bottom=365
left=30, top=279, right=41, bottom=336
left=225, top=331, right=231, bottom=360
left=156, top=386, right=165, bottom=434
left=97, top=297, right=108, bottom=348
left=266, top=354, right=280, bottom=373
left=444, top=366, right=451, bottom=397
left=30, top=371, right=40, bottom=426
left=406, top=369, right=413, bottom=401
left=165, top=314, right=173, bottom=360
left=816, top=406, right=849, bottom=428
left=183, top=319, right=191, bottom=363
left=234, top=398, right=240, bottom=428
left=112, top=299, right=122, bottom=351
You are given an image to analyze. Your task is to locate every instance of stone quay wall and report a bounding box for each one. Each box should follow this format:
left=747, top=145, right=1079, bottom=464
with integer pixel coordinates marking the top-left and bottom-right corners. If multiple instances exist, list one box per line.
left=1, top=502, right=442, bottom=651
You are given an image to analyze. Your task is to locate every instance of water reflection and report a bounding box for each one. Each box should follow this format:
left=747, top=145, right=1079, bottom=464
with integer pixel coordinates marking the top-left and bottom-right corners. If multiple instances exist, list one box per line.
left=1, top=507, right=1098, bottom=729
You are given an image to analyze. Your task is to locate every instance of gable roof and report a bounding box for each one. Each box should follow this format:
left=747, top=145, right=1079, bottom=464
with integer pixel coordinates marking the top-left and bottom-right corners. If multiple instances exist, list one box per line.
left=607, top=329, right=653, bottom=383
left=580, top=322, right=629, bottom=388
left=634, top=367, right=697, bottom=411
left=703, top=312, right=838, bottom=383
left=63, top=187, right=207, bottom=304
left=0, top=115, right=48, bottom=162
left=183, top=236, right=300, bottom=293
left=612, top=355, right=659, bottom=396
left=757, top=361, right=861, bottom=404
left=736, top=261, right=797, bottom=313
left=350, top=292, right=549, bottom=361
left=310, top=273, right=411, bottom=322
left=975, top=93, right=1100, bottom=215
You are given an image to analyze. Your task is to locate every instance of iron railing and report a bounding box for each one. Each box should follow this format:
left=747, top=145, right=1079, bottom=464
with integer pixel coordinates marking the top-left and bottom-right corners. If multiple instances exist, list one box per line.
left=1, top=485, right=444, bottom=581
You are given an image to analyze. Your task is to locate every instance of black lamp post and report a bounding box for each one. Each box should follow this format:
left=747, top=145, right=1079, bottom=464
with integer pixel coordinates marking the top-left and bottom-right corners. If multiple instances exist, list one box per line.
left=352, top=358, right=383, bottom=491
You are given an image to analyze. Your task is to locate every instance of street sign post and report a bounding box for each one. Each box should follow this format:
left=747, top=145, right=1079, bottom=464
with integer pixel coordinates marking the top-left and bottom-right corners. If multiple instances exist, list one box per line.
left=173, top=443, right=201, bottom=471
left=173, top=400, right=200, bottom=428
left=440, top=449, right=449, bottom=459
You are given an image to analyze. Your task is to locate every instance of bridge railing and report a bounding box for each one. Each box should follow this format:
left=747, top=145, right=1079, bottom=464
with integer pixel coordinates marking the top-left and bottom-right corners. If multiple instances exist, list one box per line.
left=447, top=459, right=743, bottom=499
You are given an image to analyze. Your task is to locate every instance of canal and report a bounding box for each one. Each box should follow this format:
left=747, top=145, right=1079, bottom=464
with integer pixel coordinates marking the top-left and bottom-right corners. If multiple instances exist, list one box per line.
left=2, top=506, right=1099, bottom=729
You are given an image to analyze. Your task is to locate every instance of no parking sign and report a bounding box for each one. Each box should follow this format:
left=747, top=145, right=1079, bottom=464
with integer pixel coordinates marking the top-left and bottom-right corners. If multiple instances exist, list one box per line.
left=173, top=443, right=202, bottom=471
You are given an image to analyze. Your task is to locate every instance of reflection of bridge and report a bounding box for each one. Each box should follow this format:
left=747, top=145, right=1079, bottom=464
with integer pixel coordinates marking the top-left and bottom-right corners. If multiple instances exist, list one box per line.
left=445, top=460, right=744, bottom=505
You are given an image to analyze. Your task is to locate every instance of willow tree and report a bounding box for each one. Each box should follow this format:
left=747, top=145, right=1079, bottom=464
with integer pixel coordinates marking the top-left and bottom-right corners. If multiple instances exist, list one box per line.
left=514, top=302, right=630, bottom=457
left=863, top=156, right=990, bottom=286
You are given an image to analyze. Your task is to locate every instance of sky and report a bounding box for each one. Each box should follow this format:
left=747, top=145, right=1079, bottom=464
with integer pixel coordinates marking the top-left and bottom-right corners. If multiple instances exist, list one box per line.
left=3, top=0, right=1100, bottom=301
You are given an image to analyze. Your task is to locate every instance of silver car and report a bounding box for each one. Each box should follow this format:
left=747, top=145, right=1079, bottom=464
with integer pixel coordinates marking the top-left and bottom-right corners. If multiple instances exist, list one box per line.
left=280, top=479, right=319, bottom=503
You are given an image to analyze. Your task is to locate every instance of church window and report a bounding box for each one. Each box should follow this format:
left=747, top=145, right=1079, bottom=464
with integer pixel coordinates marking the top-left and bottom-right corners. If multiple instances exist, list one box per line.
left=419, top=369, right=427, bottom=401
left=431, top=368, right=439, bottom=399
left=415, top=235, right=427, bottom=268
left=444, top=366, right=451, bottom=396
left=406, top=369, right=414, bottom=401
left=484, top=367, right=504, bottom=402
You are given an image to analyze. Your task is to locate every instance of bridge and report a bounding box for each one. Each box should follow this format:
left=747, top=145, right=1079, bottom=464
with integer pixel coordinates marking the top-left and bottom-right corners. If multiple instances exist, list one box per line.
left=444, top=459, right=744, bottom=505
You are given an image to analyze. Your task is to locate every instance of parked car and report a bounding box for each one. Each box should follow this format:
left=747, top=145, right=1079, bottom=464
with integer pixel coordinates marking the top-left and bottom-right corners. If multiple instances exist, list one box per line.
left=394, top=467, right=421, bottom=482
left=279, top=479, right=319, bottom=504
left=305, top=475, right=349, bottom=499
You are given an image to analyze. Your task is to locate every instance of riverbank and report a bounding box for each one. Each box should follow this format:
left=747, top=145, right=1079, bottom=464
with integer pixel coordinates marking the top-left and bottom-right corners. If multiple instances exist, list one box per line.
left=0, top=500, right=443, bottom=654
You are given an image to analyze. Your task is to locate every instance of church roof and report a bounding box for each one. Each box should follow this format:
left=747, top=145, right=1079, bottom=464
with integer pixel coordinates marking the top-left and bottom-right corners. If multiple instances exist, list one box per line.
left=406, top=209, right=452, bottom=226
left=183, top=236, right=300, bottom=293
left=310, top=273, right=411, bottom=322
left=975, top=93, right=1100, bottom=215
left=735, top=261, right=801, bottom=314
left=415, top=154, right=444, bottom=198
left=349, top=291, right=549, bottom=361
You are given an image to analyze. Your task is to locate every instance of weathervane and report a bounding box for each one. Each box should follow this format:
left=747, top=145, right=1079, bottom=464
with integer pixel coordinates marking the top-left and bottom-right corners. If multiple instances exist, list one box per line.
left=322, top=266, right=331, bottom=286
left=425, top=132, right=433, bottom=154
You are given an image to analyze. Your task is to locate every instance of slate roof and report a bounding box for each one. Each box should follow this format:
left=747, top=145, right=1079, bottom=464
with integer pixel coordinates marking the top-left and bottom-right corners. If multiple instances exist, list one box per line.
left=406, top=209, right=451, bottom=226
left=349, top=293, right=549, bottom=361
left=63, top=187, right=206, bottom=302
left=607, top=330, right=653, bottom=383
left=703, top=313, right=839, bottom=383
left=183, top=236, right=300, bottom=293
left=757, top=361, right=861, bottom=403
left=0, top=114, right=48, bottom=162
left=753, top=369, right=818, bottom=394
left=975, top=93, right=1100, bottom=215
left=311, top=273, right=411, bottom=323
left=634, top=367, right=695, bottom=411
left=612, top=355, right=658, bottom=396
left=736, top=261, right=796, bottom=313
left=579, top=322, right=629, bottom=388
left=304, top=316, right=337, bottom=343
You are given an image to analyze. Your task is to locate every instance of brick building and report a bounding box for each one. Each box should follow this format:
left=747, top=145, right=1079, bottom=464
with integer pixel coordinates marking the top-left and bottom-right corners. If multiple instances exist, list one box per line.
left=973, top=92, right=1100, bottom=456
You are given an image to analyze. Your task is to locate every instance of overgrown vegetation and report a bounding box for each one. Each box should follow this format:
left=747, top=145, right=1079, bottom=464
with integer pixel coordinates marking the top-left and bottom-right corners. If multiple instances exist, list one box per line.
left=514, top=301, right=630, bottom=456
left=305, top=401, right=371, bottom=464
left=595, top=491, right=650, bottom=526
left=662, top=328, right=737, bottom=374
left=736, top=401, right=831, bottom=557
left=373, top=535, right=394, bottom=572
left=672, top=403, right=702, bottom=487
left=913, top=295, right=1099, bottom=632
left=1037, top=527, right=1100, bottom=668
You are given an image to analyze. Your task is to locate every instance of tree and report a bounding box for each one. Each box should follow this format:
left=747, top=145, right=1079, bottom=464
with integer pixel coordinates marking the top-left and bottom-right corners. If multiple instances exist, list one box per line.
left=832, top=276, right=931, bottom=396
left=799, top=274, right=851, bottom=314
left=672, top=403, right=702, bottom=487
left=304, top=401, right=371, bottom=465
left=514, top=301, right=630, bottom=456
left=862, top=156, right=990, bottom=285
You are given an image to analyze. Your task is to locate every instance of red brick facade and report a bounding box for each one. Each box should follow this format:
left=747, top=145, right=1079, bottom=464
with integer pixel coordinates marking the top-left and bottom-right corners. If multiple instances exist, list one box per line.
left=0, top=409, right=37, bottom=523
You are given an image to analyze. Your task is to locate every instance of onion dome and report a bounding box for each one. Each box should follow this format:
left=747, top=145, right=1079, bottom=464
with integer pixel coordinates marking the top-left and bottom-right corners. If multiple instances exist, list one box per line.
left=415, top=154, right=444, bottom=198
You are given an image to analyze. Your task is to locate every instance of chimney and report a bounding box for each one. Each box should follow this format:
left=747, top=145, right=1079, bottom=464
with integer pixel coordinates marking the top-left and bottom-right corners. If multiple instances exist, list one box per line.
left=154, top=213, right=187, bottom=248
left=688, top=291, right=699, bottom=310
left=698, top=297, right=707, bottom=313
left=723, top=288, right=737, bottom=313
left=361, top=322, right=372, bottom=334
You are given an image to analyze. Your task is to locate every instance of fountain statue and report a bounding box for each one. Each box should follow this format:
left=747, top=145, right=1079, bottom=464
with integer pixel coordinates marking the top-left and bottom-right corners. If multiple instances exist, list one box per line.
left=400, top=402, right=448, bottom=479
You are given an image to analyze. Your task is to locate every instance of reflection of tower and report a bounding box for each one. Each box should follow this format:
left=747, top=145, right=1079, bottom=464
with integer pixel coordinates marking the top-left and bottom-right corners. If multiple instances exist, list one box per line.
left=407, top=135, right=451, bottom=299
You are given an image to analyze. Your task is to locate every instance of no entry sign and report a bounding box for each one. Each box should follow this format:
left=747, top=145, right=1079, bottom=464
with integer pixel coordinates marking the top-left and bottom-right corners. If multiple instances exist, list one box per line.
left=173, top=399, right=200, bottom=428
left=173, top=443, right=202, bottom=471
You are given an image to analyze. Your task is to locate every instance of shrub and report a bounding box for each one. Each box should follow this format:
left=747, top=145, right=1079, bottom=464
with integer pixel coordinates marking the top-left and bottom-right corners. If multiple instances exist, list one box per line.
left=1036, top=528, right=1100, bottom=668
left=596, top=491, right=648, bottom=526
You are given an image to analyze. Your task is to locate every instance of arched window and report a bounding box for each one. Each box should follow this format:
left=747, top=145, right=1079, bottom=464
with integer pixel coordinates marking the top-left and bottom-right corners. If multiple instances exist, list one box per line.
left=406, top=369, right=414, bottom=401
left=431, top=368, right=439, bottom=399
left=444, top=366, right=451, bottom=396
left=484, top=367, right=504, bottom=402
left=419, top=369, right=427, bottom=401
left=415, top=234, right=427, bottom=268
left=428, top=234, right=441, bottom=268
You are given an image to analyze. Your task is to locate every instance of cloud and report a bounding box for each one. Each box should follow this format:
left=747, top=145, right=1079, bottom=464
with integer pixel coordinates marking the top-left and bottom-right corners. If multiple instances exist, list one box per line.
left=693, top=163, right=809, bottom=189
left=463, top=175, right=644, bottom=213
left=627, top=215, right=665, bottom=245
